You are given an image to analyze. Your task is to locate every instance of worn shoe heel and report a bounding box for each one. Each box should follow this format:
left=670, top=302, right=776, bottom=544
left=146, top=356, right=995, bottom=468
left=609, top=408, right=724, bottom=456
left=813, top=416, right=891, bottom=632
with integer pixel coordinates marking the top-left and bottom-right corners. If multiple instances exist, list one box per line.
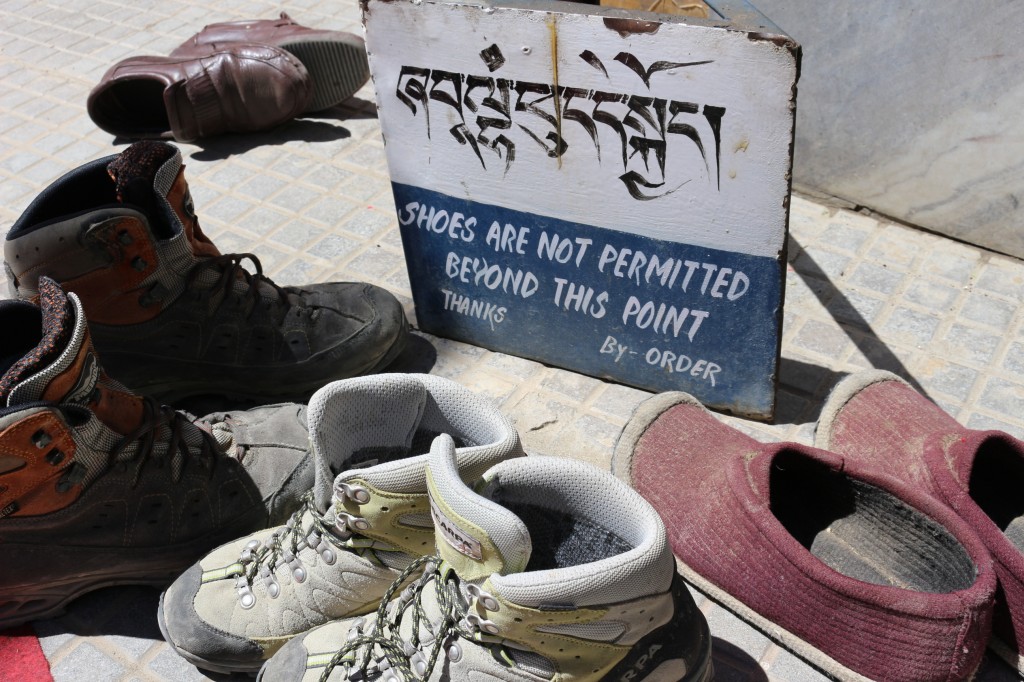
left=283, top=39, right=369, bottom=111
left=601, top=575, right=714, bottom=682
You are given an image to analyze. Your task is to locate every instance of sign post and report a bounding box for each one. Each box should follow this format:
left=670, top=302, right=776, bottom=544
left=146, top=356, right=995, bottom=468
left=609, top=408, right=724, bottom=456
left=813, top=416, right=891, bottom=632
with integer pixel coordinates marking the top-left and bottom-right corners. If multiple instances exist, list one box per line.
left=364, top=0, right=799, bottom=419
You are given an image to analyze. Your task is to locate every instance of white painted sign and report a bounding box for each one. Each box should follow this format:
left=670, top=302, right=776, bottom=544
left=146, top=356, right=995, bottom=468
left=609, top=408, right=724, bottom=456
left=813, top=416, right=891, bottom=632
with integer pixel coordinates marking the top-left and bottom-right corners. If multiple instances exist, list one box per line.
left=364, top=0, right=799, bottom=419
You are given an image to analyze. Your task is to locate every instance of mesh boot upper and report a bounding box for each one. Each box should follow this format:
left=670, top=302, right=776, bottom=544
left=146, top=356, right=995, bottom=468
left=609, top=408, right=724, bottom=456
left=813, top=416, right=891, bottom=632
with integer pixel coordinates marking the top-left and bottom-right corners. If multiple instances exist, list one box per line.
left=264, top=436, right=710, bottom=682
left=158, top=374, right=524, bottom=673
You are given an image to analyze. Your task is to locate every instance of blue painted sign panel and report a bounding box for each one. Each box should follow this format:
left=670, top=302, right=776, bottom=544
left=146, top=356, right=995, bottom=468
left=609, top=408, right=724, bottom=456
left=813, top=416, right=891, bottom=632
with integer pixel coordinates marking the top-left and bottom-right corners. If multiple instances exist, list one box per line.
left=395, top=182, right=782, bottom=416
left=365, top=0, right=799, bottom=418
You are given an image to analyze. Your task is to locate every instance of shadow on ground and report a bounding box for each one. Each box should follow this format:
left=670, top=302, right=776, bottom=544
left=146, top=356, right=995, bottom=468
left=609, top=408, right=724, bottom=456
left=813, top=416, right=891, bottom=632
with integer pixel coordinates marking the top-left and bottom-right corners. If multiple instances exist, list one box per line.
left=712, top=637, right=770, bottom=681
left=186, top=119, right=353, bottom=161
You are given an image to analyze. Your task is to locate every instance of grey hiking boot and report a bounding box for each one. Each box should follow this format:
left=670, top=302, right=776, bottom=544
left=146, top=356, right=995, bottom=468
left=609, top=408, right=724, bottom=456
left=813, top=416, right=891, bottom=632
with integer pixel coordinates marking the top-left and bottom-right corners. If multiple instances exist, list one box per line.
left=4, top=140, right=408, bottom=403
left=258, top=435, right=714, bottom=682
left=0, top=278, right=313, bottom=629
left=157, top=374, right=524, bottom=674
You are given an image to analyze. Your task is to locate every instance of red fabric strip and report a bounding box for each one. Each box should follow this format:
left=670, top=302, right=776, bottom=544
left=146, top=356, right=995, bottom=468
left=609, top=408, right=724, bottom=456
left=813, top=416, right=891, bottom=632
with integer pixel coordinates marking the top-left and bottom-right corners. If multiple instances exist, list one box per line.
left=0, top=625, right=53, bottom=682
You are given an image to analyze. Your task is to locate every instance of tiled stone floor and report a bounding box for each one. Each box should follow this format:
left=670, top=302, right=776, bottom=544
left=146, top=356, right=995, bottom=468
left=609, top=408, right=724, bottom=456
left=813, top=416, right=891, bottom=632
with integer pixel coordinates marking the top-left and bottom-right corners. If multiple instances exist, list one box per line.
left=1, top=1, right=1022, bottom=680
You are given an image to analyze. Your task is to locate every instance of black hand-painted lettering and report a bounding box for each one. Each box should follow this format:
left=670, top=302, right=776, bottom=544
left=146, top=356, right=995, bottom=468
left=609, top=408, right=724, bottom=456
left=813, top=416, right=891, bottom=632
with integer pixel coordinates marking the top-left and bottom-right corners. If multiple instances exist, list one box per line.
left=562, top=87, right=600, bottom=160
left=392, top=52, right=726, bottom=200
left=579, top=49, right=609, bottom=77
left=479, top=44, right=506, bottom=72
left=514, top=82, right=568, bottom=158
left=613, top=53, right=714, bottom=88
left=396, top=66, right=431, bottom=135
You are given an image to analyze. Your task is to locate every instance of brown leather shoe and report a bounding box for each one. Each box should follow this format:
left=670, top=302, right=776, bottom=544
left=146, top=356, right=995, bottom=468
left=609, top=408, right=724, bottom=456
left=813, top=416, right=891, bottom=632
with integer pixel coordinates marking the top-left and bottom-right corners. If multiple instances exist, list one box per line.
left=171, top=12, right=369, bottom=111
left=87, top=44, right=313, bottom=142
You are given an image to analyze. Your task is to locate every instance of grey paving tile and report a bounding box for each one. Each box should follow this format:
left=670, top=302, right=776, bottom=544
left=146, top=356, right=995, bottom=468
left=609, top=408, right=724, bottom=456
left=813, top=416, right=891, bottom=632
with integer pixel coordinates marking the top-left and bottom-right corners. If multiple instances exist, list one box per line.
left=268, top=183, right=322, bottom=214
left=146, top=643, right=215, bottom=681
left=273, top=258, right=323, bottom=287
left=340, top=207, right=397, bottom=238
left=238, top=173, right=290, bottom=201
left=868, top=228, right=926, bottom=269
left=824, top=288, right=885, bottom=328
left=761, top=648, right=830, bottom=682
left=32, top=618, right=77, bottom=658
left=960, top=292, right=1017, bottom=330
left=792, top=248, right=850, bottom=283
left=269, top=220, right=325, bottom=250
left=540, top=371, right=604, bottom=401
left=1000, top=341, right=1024, bottom=377
left=238, top=207, right=292, bottom=237
left=821, top=221, right=872, bottom=254
left=979, top=377, right=1024, bottom=420
left=943, top=323, right=1002, bottom=366
left=903, top=279, right=960, bottom=312
left=966, top=412, right=1024, bottom=437
left=917, top=361, right=979, bottom=402
left=304, top=163, right=355, bottom=190
left=882, top=306, right=941, bottom=346
left=976, top=260, right=1024, bottom=300
left=573, top=413, right=623, bottom=450
left=482, top=352, right=545, bottom=380
left=49, top=642, right=125, bottom=680
left=344, top=246, right=405, bottom=280
left=848, top=261, right=906, bottom=294
left=590, top=383, right=651, bottom=421
left=306, top=195, right=360, bottom=226
left=791, top=319, right=852, bottom=358
left=703, top=604, right=773, bottom=661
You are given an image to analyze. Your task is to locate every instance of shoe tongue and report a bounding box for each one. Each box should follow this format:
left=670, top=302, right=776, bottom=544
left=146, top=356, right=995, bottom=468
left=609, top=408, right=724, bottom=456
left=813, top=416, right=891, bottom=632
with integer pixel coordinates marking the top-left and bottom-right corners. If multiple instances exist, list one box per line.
left=426, top=435, right=531, bottom=581
left=106, top=141, right=220, bottom=256
left=0, top=278, right=98, bottom=407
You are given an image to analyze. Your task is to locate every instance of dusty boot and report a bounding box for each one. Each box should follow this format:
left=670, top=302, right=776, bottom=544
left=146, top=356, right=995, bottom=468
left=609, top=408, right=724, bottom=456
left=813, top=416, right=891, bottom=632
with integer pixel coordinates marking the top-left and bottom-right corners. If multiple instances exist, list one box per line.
left=158, top=374, right=524, bottom=674
left=0, top=278, right=313, bottom=628
left=4, top=141, right=408, bottom=403
left=258, top=435, right=713, bottom=682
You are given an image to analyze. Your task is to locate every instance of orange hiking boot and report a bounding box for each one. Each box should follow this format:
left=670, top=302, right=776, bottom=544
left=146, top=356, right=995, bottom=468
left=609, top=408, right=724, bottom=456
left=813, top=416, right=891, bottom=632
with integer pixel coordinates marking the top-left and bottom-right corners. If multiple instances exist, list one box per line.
left=5, top=141, right=408, bottom=403
left=0, top=278, right=313, bottom=628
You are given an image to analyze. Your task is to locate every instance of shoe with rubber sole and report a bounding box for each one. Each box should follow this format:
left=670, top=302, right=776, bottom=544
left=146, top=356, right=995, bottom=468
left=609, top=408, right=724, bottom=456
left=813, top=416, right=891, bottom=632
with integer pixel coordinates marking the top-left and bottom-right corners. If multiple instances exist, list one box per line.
left=258, top=434, right=713, bottom=682
left=0, top=278, right=313, bottom=628
left=157, top=373, right=524, bottom=674
left=5, top=140, right=408, bottom=403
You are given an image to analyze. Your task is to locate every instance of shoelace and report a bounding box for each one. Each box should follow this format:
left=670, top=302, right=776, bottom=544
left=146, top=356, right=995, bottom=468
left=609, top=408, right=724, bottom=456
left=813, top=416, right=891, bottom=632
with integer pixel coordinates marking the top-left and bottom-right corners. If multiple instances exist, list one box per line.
left=320, top=555, right=500, bottom=682
left=108, top=395, right=224, bottom=487
left=186, top=253, right=296, bottom=318
left=233, top=482, right=373, bottom=608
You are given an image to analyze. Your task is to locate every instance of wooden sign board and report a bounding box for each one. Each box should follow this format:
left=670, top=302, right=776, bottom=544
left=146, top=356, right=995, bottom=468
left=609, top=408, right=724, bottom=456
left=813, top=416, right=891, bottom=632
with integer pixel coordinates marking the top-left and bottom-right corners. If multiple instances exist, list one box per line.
left=363, top=0, right=799, bottom=419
